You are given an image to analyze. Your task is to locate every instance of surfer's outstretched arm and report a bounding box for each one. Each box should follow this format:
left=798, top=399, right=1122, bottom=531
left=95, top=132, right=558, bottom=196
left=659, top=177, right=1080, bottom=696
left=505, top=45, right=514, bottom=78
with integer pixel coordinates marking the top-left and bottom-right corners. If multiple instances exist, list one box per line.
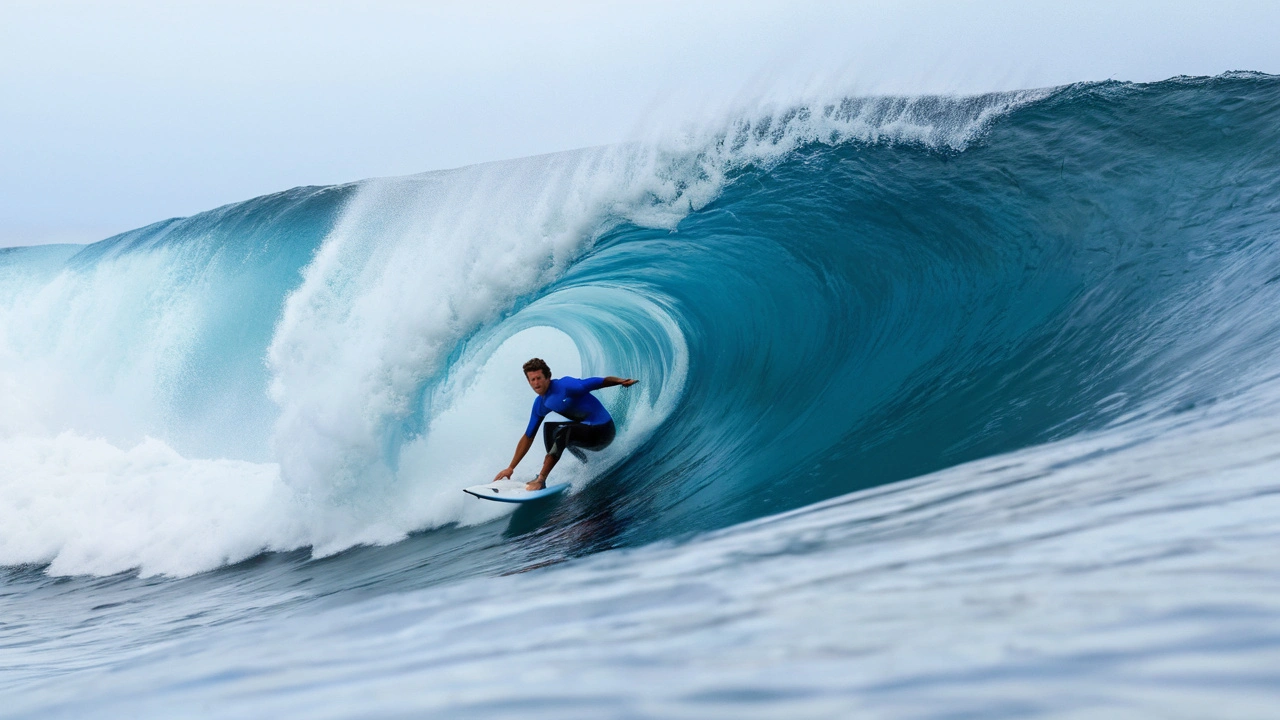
left=494, top=433, right=535, bottom=481
left=599, top=376, right=638, bottom=388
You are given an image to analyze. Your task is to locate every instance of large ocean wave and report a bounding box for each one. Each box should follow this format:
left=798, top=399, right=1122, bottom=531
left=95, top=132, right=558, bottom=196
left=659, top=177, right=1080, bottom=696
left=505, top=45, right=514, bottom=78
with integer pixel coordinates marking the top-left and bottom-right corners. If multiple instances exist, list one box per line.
left=2, top=74, right=1279, bottom=579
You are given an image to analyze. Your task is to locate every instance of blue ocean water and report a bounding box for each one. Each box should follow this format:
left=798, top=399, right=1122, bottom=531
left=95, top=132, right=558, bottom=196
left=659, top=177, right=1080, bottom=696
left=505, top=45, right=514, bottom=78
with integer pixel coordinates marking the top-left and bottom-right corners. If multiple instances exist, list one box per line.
left=3, top=74, right=1280, bottom=717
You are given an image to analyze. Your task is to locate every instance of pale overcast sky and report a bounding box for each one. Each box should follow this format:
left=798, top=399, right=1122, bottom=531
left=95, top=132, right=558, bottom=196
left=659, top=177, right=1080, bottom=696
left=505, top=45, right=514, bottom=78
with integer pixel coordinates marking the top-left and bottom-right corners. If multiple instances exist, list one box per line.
left=2, top=1, right=1278, bottom=247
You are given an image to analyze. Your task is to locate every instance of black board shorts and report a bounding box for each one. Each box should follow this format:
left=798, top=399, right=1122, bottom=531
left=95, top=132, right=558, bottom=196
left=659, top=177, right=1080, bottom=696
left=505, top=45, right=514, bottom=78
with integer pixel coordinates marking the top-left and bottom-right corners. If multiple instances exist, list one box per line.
left=543, top=420, right=616, bottom=461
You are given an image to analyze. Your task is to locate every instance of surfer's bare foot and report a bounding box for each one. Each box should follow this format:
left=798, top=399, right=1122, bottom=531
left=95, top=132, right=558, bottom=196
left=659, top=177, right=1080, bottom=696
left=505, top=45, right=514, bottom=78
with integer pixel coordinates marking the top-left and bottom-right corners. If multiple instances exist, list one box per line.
left=525, top=478, right=546, bottom=491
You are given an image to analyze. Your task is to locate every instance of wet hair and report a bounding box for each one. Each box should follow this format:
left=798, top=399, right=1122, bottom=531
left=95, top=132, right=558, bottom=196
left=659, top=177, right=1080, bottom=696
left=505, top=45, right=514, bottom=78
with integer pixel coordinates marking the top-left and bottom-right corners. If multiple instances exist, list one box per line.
left=522, top=357, right=551, bottom=380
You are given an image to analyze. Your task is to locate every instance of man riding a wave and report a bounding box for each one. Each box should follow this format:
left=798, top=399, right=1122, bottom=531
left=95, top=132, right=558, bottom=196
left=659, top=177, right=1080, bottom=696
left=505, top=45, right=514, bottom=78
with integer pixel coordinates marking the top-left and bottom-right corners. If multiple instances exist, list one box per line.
left=494, top=357, right=637, bottom=491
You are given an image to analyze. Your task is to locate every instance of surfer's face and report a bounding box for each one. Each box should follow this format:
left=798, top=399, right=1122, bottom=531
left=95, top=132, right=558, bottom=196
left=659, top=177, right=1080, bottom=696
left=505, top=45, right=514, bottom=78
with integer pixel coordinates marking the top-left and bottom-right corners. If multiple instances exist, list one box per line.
left=526, top=369, right=550, bottom=395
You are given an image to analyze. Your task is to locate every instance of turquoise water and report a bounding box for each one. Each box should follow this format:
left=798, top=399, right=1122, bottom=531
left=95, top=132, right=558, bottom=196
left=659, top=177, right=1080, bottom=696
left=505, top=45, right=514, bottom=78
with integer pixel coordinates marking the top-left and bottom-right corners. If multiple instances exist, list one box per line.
left=3, top=74, right=1280, bottom=717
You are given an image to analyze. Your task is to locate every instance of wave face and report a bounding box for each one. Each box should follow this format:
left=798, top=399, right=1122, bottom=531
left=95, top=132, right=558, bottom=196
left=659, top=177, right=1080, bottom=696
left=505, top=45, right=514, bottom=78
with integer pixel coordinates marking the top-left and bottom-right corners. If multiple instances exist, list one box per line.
left=5, top=73, right=1280, bottom=718
left=2, top=74, right=1280, bottom=581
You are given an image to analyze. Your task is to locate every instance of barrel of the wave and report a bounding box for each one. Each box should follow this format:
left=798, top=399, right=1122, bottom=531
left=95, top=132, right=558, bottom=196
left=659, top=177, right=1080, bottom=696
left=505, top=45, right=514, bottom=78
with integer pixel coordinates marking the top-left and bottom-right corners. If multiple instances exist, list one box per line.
left=463, top=357, right=638, bottom=503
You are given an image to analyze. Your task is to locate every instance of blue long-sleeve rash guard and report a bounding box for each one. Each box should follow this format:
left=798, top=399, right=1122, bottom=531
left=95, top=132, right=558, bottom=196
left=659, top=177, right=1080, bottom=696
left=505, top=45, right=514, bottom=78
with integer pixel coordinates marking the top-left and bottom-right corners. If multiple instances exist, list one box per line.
left=525, top=376, right=611, bottom=438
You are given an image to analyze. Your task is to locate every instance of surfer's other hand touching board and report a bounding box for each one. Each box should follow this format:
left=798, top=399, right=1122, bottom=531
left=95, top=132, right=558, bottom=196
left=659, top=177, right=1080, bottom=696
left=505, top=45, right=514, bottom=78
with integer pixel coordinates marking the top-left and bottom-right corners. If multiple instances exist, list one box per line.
left=493, top=357, right=637, bottom=491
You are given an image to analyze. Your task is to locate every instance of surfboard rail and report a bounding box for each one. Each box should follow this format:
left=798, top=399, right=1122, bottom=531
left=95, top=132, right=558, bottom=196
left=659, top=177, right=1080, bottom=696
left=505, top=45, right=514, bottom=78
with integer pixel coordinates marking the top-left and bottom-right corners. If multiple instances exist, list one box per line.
left=463, top=479, right=570, bottom=503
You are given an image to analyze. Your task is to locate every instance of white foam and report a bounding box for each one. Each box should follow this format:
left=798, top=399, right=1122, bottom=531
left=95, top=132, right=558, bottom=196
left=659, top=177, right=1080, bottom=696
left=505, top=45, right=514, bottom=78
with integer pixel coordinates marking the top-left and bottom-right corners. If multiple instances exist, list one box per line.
left=0, top=249, right=187, bottom=441
left=0, top=432, right=298, bottom=577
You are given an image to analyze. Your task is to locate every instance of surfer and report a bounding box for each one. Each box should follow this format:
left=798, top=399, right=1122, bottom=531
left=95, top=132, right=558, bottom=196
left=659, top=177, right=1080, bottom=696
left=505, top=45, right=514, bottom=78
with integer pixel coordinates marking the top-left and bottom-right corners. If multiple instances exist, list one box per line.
left=494, top=357, right=637, bottom=491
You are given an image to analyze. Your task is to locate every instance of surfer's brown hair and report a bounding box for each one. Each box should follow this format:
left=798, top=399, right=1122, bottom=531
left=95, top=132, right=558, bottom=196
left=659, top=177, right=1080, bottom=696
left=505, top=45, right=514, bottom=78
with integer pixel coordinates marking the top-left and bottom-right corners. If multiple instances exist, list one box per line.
left=522, top=357, right=551, bottom=379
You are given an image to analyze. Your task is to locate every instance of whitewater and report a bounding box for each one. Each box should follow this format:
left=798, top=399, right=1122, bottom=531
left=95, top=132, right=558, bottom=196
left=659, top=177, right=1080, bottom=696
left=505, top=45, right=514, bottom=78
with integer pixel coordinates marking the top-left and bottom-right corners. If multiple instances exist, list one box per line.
left=3, top=74, right=1280, bottom=717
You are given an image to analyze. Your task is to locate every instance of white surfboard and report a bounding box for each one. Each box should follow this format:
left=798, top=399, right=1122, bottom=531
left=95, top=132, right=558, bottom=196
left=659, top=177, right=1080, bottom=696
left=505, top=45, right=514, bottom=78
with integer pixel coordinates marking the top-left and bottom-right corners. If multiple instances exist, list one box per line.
left=463, top=479, right=570, bottom=503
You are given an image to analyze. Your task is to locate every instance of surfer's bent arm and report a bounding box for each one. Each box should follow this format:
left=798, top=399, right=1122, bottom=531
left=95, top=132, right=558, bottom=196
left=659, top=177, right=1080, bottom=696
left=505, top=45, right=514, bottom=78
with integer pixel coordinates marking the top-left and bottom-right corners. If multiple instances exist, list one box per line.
left=494, top=434, right=535, bottom=481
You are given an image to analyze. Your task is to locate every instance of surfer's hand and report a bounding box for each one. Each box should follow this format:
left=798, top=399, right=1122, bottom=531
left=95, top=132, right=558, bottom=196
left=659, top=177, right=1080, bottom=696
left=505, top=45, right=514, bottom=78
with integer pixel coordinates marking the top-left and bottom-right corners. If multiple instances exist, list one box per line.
left=619, top=378, right=638, bottom=387
left=494, top=467, right=513, bottom=482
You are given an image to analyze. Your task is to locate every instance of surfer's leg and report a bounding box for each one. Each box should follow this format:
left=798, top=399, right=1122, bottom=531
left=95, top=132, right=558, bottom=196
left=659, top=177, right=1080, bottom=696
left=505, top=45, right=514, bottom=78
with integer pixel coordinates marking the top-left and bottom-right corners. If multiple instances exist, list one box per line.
left=530, top=422, right=571, bottom=491
left=542, top=422, right=568, bottom=455
left=544, top=421, right=577, bottom=458
left=529, top=452, right=558, bottom=491
left=592, top=420, right=617, bottom=450
left=577, top=420, right=616, bottom=452
left=561, top=421, right=617, bottom=462
left=531, top=422, right=617, bottom=489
